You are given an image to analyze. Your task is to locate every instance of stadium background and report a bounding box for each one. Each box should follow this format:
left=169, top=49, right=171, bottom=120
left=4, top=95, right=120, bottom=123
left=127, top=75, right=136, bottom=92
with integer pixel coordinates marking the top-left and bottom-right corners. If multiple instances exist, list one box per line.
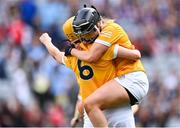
left=0, top=0, right=179, bottom=127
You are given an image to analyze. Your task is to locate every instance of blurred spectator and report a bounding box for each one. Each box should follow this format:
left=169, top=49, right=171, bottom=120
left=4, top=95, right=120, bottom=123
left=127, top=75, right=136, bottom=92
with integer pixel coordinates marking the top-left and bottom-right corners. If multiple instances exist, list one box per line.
left=0, top=59, right=7, bottom=79
left=36, top=0, right=71, bottom=30
left=46, top=102, right=66, bottom=126
left=8, top=4, right=25, bottom=46
left=19, top=0, right=37, bottom=26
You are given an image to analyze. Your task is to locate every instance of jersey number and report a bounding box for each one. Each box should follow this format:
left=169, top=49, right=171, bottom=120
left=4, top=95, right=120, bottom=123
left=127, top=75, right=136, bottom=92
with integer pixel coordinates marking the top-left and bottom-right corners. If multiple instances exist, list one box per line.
left=78, top=60, right=94, bottom=80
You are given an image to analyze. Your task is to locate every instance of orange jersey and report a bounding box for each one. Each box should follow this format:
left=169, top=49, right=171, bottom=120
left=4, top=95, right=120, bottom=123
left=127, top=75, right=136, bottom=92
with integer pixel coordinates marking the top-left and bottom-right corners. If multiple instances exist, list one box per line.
left=63, top=43, right=117, bottom=101
left=95, top=20, right=145, bottom=77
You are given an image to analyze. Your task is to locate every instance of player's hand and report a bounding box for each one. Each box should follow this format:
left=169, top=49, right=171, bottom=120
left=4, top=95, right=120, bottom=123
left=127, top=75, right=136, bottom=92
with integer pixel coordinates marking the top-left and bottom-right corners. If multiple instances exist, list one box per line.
left=70, top=117, right=80, bottom=127
left=70, top=115, right=83, bottom=127
left=64, top=44, right=75, bottom=56
left=39, top=33, right=52, bottom=44
left=134, top=49, right=141, bottom=59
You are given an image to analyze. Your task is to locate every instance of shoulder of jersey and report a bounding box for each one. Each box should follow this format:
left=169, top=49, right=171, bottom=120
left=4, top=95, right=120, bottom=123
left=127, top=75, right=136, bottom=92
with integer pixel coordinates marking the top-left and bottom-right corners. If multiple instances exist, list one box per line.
left=108, top=22, right=123, bottom=30
left=100, top=22, right=122, bottom=38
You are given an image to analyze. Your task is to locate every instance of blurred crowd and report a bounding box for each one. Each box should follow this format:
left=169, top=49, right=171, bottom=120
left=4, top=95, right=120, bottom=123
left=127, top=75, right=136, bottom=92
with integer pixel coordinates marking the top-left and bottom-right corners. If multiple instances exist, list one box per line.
left=0, top=0, right=179, bottom=127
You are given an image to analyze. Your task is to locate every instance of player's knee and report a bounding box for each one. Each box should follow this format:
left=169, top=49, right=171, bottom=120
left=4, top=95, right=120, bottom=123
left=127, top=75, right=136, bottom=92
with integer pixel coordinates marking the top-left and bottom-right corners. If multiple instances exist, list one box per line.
left=84, top=98, right=99, bottom=114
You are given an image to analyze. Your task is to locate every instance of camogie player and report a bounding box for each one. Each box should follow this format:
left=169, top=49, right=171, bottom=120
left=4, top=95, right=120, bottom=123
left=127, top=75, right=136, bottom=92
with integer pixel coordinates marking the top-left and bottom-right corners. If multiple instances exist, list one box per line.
left=40, top=16, right=141, bottom=127
left=65, top=6, right=149, bottom=127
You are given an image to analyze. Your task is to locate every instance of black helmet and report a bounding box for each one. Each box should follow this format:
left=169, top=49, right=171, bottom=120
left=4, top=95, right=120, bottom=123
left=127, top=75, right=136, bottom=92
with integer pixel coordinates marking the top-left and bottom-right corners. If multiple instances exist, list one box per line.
left=73, top=5, right=101, bottom=35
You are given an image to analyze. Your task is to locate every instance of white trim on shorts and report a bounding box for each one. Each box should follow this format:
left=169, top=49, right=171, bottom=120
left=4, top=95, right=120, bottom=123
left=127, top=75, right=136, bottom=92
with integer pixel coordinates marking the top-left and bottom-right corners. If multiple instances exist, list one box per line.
left=114, top=71, right=149, bottom=103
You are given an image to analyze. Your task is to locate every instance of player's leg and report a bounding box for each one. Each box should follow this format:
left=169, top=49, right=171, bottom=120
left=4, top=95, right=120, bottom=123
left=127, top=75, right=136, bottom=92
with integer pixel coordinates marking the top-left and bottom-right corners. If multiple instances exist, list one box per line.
left=84, top=71, right=149, bottom=127
left=81, top=99, right=137, bottom=128
left=84, top=79, right=130, bottom=127
left=132, top=104, right=139, bottom=114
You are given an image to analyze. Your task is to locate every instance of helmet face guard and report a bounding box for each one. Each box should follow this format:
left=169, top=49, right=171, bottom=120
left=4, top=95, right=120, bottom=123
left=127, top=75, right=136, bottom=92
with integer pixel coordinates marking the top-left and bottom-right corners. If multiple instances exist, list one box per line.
left=77, top=25, right=99, bottom=43
left=73, top=21, right=95, bottom=35
left=73, top=6, right=101, bottom=43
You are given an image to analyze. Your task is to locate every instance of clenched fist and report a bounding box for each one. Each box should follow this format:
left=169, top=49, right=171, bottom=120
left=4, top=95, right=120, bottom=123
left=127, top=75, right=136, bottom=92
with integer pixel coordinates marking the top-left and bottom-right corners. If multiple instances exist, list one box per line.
left=39, top=33, right=52, bottom=44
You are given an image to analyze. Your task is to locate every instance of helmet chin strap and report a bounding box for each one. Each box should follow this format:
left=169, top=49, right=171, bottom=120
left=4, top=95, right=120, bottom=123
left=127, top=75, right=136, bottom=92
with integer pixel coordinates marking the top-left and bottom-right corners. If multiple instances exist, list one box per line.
left=76, top=34, right=84, bottom=43
left=71, top=39, right=80, bottom=44
left=81, top=35, right=98, bottom=44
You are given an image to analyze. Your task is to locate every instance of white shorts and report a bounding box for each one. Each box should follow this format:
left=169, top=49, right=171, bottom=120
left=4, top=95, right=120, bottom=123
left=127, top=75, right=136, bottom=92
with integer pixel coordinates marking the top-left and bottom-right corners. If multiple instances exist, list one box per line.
left=83, top=104, right=135, bottom=128
left=114, top=71, right=149, bottom=103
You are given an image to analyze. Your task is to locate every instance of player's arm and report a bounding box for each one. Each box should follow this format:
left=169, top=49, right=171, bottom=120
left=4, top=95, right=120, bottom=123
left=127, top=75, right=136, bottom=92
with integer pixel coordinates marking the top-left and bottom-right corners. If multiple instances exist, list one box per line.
left=117, top=45, right=141, bottom=60
left=71, top=44, right=141, bottom=62
left=70, top=96, right=83, bottom=127
left=71, top=43, right=108, bottom=63
left=70, top=100, right=81, bottom=127
left=39, top=33, right=64, bottom=64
